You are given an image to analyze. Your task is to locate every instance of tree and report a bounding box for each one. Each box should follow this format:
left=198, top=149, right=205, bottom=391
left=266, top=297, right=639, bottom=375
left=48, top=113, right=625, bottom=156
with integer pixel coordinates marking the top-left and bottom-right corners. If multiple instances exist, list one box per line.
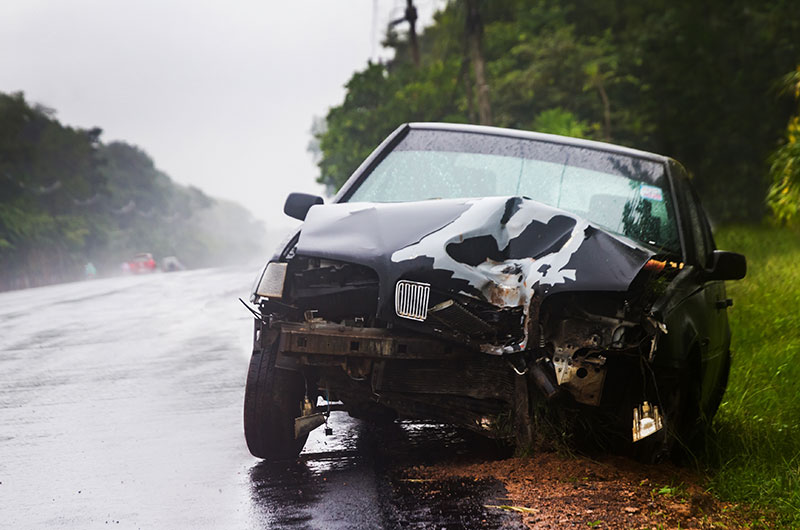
left=465, top=0, right=492, bottom=124
left=767, top=67, right=800, bottom=223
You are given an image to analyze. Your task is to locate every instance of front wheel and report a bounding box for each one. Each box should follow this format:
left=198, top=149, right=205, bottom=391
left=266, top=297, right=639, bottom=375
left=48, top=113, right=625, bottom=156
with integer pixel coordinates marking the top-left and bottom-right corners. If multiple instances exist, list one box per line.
left=243, top=341, right=309, bottom=460
left=632, top=361, right=701, bottom=464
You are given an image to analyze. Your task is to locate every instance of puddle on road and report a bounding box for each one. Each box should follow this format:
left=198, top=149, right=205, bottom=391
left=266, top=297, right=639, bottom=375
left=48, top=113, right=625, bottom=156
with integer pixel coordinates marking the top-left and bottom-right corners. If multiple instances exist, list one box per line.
left=248, top=412, right=523, bottom=530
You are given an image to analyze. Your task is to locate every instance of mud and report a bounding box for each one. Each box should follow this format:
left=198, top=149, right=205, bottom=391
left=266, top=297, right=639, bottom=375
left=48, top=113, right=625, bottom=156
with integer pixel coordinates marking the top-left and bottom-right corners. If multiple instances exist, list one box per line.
left=409, top=453, right=766, bottom=529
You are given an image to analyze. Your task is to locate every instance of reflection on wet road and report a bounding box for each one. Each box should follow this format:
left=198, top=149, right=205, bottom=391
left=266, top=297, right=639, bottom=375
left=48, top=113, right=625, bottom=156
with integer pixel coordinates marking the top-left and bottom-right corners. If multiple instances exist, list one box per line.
left=254, top=416, right=521, bottom=529
left=0, top=269, right=521, bottom=529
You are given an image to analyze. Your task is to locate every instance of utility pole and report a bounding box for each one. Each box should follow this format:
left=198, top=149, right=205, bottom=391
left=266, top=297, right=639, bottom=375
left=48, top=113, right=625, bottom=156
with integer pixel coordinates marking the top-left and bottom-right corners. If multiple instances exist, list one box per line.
left=465, top=0, right=492, bottom=125
left=405, top=0, right=420, bottom=68
left=460, top=56, right=477, bottom=123
left=389, top=0, right=420, bottom=67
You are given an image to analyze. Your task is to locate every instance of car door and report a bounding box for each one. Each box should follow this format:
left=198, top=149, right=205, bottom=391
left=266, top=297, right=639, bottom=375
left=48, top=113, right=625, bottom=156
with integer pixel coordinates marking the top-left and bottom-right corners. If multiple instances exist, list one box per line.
left=687, top=187, right=731, bottom=409
left=669, top=163, right=731, bottom=409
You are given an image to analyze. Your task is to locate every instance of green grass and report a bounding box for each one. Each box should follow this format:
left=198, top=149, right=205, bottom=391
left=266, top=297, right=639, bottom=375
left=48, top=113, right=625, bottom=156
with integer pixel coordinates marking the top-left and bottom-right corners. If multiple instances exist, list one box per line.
left=708, top=225, right=800, bottom=524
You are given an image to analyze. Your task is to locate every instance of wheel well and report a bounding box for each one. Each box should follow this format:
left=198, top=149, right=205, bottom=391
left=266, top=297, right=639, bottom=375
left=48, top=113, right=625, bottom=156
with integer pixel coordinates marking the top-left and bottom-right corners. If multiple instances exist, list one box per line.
left=676, top=342, right=703, bottom=434
left=686, top=343, right=702, bottom=387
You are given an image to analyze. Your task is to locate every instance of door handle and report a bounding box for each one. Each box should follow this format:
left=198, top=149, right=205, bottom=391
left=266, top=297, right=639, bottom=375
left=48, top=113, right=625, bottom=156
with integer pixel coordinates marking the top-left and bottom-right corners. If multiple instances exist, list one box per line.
left=715, top=298, right=733, bottom=310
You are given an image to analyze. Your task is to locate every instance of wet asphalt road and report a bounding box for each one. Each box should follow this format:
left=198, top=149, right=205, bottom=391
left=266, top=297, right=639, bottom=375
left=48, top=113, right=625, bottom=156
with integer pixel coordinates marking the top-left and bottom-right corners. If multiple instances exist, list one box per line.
left=0, top=268, right=522, bottom=529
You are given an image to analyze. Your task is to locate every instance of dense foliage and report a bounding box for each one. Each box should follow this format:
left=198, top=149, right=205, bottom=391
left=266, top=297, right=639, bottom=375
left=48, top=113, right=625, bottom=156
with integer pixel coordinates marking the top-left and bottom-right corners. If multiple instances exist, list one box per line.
left=0, top=92, right=265, bottom=290
left=767, top=67, right=800, bottom=223
left=315, top=0, right=800, bottom=224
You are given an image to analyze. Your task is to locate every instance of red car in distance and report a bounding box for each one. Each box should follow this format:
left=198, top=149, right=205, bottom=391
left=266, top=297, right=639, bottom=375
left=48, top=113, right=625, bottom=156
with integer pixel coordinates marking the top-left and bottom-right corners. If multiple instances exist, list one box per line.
left=128, top=253, right=157, bottom=274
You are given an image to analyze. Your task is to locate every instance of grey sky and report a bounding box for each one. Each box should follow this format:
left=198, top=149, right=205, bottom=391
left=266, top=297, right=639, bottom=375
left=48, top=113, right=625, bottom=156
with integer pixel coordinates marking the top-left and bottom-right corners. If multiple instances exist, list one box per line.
left=0, top=0, right=441, bottom=235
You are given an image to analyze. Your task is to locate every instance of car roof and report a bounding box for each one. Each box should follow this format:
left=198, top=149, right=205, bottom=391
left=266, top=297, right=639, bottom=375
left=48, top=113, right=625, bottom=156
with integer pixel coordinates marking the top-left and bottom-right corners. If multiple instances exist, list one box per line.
left=407, top=122, right=671, bottom=165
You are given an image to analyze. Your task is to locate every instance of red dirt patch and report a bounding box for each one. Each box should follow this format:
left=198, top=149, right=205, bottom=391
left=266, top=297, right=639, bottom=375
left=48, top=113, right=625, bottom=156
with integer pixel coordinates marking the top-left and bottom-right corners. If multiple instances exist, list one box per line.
left=406, top=453, right=771, bottom=529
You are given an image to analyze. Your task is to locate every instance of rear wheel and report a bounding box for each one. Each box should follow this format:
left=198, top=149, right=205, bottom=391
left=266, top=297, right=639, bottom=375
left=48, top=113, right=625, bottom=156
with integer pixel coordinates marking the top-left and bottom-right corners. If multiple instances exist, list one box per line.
left=243, top=341, right=309, bottom=460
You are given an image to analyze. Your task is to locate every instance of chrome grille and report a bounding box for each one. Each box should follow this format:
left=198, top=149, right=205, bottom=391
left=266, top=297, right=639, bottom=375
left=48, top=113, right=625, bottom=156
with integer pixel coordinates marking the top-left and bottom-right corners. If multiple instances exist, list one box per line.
left=395, top=280, right=431, bottom=321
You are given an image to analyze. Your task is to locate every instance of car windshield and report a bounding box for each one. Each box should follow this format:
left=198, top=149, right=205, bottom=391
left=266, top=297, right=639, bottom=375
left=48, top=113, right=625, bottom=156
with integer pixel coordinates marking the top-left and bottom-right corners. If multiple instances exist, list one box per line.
left=346, top=129, right=680, bottom=252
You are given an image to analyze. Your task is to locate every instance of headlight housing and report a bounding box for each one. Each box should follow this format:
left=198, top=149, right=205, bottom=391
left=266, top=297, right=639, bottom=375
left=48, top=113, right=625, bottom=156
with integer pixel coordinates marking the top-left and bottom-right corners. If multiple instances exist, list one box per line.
left=255, top=262, right=288, bottom=299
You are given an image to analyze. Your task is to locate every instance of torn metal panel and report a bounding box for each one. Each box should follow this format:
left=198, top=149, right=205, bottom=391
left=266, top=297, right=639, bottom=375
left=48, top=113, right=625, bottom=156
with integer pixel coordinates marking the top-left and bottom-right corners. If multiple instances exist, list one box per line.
left=552, top=351, right=607, bottom=406
left=277, top=321, right=467, bottom=360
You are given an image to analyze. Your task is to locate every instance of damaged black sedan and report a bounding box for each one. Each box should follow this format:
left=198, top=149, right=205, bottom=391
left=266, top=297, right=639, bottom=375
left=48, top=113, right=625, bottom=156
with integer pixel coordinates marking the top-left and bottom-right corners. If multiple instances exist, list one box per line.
left=243, top=123, right=746, bottom=462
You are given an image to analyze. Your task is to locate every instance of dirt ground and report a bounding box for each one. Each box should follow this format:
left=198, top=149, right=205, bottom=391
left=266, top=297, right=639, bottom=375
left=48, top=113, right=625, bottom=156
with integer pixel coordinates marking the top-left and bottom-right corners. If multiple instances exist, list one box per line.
left=407, top=452, right=771, bottom=529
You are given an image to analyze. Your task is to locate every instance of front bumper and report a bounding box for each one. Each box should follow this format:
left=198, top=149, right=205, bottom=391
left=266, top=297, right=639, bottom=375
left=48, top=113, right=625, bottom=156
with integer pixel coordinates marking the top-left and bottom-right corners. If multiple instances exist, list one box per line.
left=269, top=320, right=517, bottom=437
left=276, top=320, right=467, bottom=361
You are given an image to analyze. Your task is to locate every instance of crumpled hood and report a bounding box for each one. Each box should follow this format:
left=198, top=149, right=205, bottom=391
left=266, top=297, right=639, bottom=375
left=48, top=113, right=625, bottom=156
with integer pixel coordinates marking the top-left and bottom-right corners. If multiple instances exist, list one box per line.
left=295, top=196, right=654, bottom=317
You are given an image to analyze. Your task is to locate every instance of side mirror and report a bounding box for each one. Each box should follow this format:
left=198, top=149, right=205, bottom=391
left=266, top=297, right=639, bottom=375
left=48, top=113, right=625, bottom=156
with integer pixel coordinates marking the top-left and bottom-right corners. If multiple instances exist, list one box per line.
left=704, top=250, right=746, bottom=281
left=284, top=192, right=323, bottom=221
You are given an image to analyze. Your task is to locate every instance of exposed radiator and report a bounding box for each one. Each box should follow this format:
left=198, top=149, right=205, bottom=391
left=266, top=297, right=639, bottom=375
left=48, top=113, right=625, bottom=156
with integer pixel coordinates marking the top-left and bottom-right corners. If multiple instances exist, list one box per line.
left=428, top=299, right=494, bottom=335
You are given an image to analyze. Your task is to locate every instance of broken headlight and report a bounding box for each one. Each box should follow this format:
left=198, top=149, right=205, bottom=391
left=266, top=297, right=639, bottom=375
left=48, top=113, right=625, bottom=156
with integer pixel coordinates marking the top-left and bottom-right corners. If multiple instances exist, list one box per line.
left=255, top=262, right=288, bottom=299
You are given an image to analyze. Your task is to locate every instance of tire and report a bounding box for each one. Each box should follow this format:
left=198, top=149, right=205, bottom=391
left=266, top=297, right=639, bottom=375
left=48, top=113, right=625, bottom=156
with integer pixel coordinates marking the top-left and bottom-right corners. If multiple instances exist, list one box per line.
left=243, top=341, right=309, bottom=460
left=632, top=377, right=684, bottom=464
left=632, top=360, right=701, bottom=464
left=677, top=350, right=731, bottom=462
left=704, top=350, right=731, bottom=422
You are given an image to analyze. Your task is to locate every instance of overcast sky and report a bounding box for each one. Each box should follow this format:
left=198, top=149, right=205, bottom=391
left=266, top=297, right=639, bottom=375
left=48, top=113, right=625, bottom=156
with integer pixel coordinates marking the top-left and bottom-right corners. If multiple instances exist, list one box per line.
left=0, top=0, right=442, bottom=236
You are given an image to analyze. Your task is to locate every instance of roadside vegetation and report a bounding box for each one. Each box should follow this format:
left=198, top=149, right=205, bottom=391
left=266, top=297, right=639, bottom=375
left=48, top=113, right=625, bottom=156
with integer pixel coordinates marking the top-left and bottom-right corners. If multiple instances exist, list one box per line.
left=711, top=226, right=800, bottom=525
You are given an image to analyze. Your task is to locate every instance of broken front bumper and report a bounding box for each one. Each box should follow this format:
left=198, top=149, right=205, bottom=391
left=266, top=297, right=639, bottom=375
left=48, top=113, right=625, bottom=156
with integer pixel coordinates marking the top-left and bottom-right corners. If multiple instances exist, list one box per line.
left=269, top=320, right=664, bottom=443
left=271, top=320, right=518, bottom=437
left=276, top=320, right=465, bottom=360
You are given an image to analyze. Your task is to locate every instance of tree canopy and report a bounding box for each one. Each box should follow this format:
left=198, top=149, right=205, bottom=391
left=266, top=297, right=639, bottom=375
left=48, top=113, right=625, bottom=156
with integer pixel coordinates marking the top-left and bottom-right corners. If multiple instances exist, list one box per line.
left=767, top=67, right=800, bottom=223
left=314, top=0, right=800, bottom=224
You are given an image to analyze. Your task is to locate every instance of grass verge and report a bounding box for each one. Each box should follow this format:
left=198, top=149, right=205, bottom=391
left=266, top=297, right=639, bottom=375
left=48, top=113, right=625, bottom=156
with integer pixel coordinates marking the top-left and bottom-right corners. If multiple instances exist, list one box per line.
left=709, top=225, right=800, bottom=525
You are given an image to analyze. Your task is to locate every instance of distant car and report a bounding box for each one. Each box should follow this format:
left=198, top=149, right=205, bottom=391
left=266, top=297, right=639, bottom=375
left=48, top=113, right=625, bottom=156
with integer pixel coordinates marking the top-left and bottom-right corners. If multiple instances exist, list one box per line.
left=128, top=253, right=157, bottom=274
left=244, top=123, right=746, bottom=462
left=161, top=256, right=185, bottom=272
